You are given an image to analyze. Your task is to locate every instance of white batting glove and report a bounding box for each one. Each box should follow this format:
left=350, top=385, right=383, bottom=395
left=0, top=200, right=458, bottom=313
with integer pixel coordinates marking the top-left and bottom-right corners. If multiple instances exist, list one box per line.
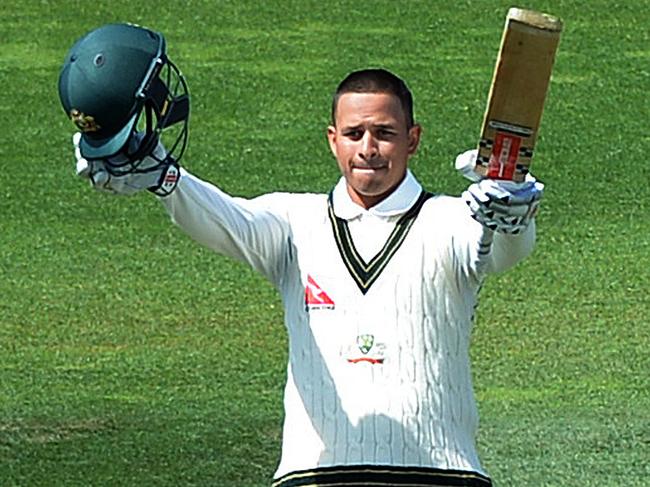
left=455, top=149, right=483, bottom=182
left=73, top=132, right=180, bottom=197
left=456, top=149, right=544, bottom=234
left=463, top=178, right=544, bottom=234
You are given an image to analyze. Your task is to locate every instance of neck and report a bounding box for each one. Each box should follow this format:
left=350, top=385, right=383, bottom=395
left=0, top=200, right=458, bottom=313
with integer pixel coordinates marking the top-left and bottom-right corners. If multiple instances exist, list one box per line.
left=349, top=191, right=386, bottom=210
left=346, top=174, right=407, bottom=210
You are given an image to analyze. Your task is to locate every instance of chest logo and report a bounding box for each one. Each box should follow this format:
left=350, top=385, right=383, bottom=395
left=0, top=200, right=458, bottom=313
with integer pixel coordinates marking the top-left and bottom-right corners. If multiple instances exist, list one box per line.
left=357, top=334, right=374, bottom=354
left=345, top=334, right=386, bottom=365
left=305, top=275, right=335, bottom=310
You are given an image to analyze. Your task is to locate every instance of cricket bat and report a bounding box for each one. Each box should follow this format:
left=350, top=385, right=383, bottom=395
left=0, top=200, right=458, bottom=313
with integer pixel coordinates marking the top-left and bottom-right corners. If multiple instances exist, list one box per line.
left=474, top=7, right=563, bottom=181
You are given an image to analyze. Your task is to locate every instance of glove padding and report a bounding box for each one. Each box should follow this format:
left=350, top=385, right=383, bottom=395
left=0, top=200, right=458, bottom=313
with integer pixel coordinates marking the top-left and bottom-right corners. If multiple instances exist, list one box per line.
left=463, top=178, right=544, bottom=234
left=73, top=132, right=180, bottom=197
left=455, top=149, right=483, bottom=183
left=455, top=148, right=544, bottom=234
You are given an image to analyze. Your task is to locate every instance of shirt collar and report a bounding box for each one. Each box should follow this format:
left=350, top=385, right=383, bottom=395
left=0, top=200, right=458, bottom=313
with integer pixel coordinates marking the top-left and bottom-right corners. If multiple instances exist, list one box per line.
left=331, top=170, right=423, bottom=220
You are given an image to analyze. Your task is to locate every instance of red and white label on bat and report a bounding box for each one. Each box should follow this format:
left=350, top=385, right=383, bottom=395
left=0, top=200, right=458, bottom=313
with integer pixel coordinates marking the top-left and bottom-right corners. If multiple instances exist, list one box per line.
left=487, top=132, right=522, bottom=180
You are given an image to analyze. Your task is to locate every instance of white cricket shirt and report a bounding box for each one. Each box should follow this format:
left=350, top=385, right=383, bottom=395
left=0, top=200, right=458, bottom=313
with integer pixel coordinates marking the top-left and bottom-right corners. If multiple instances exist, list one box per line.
left=161, top=169, right=535, bottom=485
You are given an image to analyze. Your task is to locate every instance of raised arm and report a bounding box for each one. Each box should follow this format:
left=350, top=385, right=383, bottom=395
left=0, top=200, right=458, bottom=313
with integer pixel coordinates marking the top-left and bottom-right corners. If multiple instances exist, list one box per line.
left=454, top=149, right=543, bottom=277
left=71, top=133, right=292, bottom=285
left=160, top=170, right=292, bottom=284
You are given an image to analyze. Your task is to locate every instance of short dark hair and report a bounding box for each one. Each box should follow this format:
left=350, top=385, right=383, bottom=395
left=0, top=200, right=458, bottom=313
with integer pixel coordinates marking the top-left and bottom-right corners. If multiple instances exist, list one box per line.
left=331, top=68, right=414, bottom=128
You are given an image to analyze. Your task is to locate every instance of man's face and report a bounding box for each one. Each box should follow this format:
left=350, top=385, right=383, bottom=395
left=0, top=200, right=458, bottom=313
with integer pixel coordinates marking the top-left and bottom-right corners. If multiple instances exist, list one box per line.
left=327, top=92, right=421, bottom=209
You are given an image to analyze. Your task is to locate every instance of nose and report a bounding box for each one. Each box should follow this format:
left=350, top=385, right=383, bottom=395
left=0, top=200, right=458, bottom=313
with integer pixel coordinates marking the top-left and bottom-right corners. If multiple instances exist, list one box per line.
left=359, top=131, right=378, bottom=160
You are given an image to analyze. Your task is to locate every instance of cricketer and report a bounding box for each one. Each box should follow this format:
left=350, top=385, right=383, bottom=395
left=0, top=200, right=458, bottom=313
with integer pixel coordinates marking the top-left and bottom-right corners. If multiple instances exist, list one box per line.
left=59, top=23, right=544, bottom=487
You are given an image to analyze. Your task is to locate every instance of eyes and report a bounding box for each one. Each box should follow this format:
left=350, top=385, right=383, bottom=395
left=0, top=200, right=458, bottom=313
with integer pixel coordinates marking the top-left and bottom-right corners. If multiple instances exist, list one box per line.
left=342, top=127, right=398, bottom=141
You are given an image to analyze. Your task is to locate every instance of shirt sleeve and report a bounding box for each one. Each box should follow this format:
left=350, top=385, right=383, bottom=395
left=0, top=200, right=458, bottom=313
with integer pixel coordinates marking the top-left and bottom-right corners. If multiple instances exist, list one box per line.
left=486, top=220, right=536, bottom=274
left=158, top=169, right=291, bottom=286
left=445, top=196, right=536, bottom=280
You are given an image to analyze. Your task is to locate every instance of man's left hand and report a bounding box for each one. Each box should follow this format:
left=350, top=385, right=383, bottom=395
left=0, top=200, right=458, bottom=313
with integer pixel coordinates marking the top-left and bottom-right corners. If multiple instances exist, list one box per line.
left=463, top=178, right=544, bottom=234
left=73, top=132, right=180, bottom=197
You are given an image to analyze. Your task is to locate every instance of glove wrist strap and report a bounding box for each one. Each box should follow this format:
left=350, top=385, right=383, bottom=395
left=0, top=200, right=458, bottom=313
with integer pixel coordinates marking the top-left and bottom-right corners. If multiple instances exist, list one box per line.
left=149, top=164, right=180, bottom=197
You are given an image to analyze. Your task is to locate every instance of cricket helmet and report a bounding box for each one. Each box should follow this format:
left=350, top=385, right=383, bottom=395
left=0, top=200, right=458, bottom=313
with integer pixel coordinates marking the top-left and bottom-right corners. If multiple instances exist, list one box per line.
left=58, top=23, right=189, bottom=164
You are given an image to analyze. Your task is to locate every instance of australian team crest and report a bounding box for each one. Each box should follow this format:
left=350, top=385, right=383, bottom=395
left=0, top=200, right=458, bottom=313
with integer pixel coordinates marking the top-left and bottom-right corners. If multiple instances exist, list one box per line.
left=344, top=334, right=386, bottom=364
left=356, top=334, right=374, bottom=354
left=69, top=109, right=101, bottom=132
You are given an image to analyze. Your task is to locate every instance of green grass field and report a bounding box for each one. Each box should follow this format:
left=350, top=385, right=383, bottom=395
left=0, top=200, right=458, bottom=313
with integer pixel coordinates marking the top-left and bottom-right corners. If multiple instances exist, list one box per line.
left=1, top=0, right=649, bottom=485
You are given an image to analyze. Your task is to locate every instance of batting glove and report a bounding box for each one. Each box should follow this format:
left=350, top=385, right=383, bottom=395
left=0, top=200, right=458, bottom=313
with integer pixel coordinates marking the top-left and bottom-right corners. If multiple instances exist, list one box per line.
left=463, top=178, right=543, bottom=234
left=455, top=149, right=484, bottom=182
left=73, top=132, right=180, bottom=197
left=456, top=149, right=544, bottom=234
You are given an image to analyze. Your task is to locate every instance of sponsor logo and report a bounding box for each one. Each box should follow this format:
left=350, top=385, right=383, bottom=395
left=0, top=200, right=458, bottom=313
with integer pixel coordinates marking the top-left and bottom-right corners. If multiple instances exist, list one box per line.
left=163, top=168, right=179, bottom=185
left=305, top=275, right=335, bottom=310
left=69, top=109, right=101, bottom=133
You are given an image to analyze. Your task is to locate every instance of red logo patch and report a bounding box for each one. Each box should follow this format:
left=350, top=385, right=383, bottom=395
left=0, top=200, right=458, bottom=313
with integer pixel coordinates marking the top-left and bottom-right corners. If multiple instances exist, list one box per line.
left=305, top=275, right=335, bottom=310
left=487, top=132, right=522, bottom=180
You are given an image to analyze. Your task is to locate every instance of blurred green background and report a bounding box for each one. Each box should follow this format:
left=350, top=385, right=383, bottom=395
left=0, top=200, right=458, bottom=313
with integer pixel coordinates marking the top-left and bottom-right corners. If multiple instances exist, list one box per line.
left=1, top=1, right=648, bottom=485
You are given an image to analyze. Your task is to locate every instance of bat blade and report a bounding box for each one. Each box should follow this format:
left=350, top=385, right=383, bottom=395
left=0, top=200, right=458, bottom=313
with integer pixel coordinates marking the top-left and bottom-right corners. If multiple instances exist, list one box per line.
left=475, top=8, right=563, bottom=182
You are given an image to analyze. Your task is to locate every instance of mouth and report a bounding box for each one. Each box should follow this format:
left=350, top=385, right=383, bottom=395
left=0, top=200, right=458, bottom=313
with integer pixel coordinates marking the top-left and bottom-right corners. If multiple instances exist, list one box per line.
left=351, top=161, right=388, bottom=173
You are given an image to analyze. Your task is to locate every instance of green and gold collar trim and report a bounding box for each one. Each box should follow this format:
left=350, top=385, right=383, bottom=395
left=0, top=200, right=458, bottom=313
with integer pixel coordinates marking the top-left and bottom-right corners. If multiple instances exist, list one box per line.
left=328, top=190, right=433, bottom=295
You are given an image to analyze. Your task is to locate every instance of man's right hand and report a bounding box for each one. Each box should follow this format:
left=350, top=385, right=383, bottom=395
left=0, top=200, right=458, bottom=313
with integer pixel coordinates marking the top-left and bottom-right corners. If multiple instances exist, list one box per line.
left=73, top=132, right=180, bottom=197
left=455, top=148, right=544, bottom=234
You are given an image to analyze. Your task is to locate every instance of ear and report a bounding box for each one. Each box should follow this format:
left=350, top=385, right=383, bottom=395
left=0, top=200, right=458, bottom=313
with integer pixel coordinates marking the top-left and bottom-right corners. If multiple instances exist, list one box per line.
left=327, top=125, right=338, bottom=157
left=407, top=124, right=422, bottom=155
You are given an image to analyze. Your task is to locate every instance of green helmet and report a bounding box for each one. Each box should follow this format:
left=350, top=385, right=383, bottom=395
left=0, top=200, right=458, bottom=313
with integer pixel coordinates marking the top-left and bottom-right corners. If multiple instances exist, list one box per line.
left=58, top=23, right=189, bottom=162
